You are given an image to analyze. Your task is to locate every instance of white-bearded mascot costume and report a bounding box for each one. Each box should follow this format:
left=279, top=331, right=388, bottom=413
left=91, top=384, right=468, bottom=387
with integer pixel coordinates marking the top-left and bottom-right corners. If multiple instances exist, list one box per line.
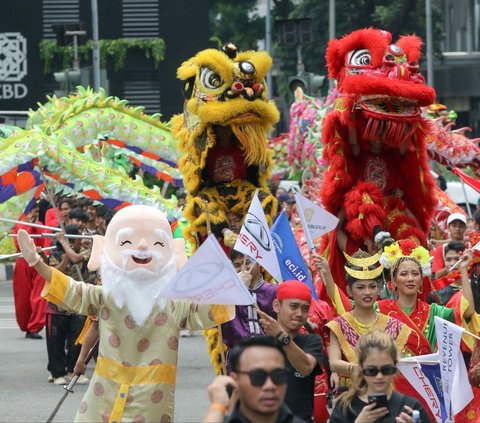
left=17, top=205, right=233, bottom=422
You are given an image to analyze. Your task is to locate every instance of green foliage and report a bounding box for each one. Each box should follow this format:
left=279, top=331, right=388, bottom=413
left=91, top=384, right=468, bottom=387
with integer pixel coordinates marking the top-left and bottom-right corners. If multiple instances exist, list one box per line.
left=39, top=38, right=166, bottom=74
left=209, top=0, right=265, bottom=50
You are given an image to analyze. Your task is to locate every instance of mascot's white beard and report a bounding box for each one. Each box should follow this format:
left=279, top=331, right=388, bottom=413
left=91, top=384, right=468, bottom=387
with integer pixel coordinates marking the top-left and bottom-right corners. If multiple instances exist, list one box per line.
left=101, top=249, right=177, bottom=326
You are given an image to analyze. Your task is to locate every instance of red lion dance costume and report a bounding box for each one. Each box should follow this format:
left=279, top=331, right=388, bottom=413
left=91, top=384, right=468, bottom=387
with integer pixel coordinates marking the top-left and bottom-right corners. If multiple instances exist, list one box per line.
left=320, top=28, right=437, bottom=292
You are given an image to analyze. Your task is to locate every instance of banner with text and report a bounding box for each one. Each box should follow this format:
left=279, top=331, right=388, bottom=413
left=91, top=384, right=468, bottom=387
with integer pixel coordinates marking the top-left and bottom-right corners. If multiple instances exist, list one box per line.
left=294, top=191, right=339, bottom=242
left=271, top=211, right=318, bottom=299
left=434, top=316, right=473, bottom=418
left=398, top=353, right=447, bottom=422
left=233, top=191, right=282, bottom=282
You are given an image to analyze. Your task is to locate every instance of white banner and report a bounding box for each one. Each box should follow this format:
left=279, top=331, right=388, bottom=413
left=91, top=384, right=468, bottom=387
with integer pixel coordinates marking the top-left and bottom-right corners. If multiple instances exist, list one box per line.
left=398, top=354, right=444, bottom=422
left=293, top=191, right=339, bottom=242
left=434, top=316, right=472, bottom=418
left=159, top=234, right=254, bottom=305
left=233, top=191, right=282, bottom=282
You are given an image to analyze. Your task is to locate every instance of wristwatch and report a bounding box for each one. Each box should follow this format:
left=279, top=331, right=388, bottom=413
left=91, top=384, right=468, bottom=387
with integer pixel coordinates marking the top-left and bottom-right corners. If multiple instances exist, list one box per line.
left=280, top=333, right=291, bottom=346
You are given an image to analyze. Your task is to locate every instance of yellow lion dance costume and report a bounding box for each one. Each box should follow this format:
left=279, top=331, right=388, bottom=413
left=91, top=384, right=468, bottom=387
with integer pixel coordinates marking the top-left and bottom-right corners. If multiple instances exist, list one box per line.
left=172, top=43, right=279, bottom=246
left=172, top=43, right=279, bottom=373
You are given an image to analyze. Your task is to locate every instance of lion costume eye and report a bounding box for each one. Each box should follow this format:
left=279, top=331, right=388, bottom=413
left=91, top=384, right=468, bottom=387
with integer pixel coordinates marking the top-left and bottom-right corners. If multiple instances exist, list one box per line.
left=348, top=49, right=371, bottom=66
left=200, top=67, right=224, bottom=90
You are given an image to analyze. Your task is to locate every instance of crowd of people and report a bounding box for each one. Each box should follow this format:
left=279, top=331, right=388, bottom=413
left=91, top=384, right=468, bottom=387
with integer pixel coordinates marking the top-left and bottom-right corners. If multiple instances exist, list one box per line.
left=10, top=185, right=480, bottom=422
left=12, top=196, right=115, bottom=385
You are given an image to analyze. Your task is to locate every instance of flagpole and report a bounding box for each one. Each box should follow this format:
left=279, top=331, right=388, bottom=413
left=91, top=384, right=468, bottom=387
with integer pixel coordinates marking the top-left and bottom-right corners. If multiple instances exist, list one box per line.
left=202, top=200, right=228, bottom=376
left=463, top=329, right=480, bottom=342
left=292, top=189, right=333, bottom=298
left=0, top=217, right=62, bottom=232
left=0, top=246, right=57, bottom=261
left=8, top=233, right=93, bottom=239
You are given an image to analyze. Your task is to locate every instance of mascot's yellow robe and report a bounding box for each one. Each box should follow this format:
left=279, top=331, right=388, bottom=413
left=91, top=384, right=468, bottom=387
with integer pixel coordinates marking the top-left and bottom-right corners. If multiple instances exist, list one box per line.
left=44, top=268, right=233, bottom=423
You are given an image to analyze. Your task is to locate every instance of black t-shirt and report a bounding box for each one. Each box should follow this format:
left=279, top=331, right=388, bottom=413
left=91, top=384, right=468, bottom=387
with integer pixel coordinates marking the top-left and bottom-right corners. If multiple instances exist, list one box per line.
left=329, top=391, right=432, bottom=423
left=284, top=333, right=324, bottom=420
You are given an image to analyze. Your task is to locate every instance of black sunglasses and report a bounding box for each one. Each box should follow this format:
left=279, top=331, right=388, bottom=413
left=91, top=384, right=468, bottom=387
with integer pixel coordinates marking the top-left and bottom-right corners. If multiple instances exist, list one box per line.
left=362, top=365, right=397, bottom=377
left=236, top=368, right=288, bottom=387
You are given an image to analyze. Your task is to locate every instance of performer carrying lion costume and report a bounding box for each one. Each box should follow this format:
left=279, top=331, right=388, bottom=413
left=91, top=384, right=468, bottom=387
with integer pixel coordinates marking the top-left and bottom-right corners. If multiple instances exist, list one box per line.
left=320, top=28, right=438, bottom=292
left=17, top=205, right=233, bottom=422
left=172, top=43, right=279, bottom=248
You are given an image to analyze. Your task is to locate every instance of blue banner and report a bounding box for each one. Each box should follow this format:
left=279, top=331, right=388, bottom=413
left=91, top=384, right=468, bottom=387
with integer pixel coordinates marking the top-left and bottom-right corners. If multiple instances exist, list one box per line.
left=421, top=362, right=448, bottom=422
left=271, top=211, right=318, bottom=300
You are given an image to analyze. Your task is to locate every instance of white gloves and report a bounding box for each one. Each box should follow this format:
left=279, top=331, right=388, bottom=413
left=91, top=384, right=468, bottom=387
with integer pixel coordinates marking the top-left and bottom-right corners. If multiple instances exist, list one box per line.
left=17, top=229, right=41, bottom=266
left=238, top=270, right=252, bottom=288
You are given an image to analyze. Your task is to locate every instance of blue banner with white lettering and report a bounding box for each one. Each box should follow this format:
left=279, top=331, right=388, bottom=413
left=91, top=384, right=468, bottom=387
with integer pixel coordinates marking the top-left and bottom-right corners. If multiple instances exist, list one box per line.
left=271, top=211, right=318, bottom=300
left=421, top=362, right=448, bottom=422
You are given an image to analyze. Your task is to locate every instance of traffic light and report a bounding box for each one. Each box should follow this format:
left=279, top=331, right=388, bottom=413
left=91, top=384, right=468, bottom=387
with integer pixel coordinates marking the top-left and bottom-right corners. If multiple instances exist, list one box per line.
left=53, top=67, right=108, bottom=96
left=288, top=72, right=326, bottom=96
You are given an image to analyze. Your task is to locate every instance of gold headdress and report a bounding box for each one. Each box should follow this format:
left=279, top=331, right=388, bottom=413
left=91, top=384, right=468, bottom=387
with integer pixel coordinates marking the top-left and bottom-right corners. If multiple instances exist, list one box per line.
left=343, top=250, right=384, bottom=280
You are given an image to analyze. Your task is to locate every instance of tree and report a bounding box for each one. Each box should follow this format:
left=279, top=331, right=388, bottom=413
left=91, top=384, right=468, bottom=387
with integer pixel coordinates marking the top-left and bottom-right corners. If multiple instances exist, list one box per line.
left=273, top=0, right=443, bottom=101
left=209, top=0, right=265, bottom=50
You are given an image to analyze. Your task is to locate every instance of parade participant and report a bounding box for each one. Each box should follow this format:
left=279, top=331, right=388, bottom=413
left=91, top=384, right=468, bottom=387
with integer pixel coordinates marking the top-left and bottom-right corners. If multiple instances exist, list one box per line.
left=432, top=212, right=467, bottom=279
left=317, top=239, right=476, bottom=355
left=172, top=42, right=279, bottom=246
left=300, top=296, right=335, bottom=423
left=427, top=241, right=466, bottom=306
left=221, top=250, right=277, bottom=372
left=319, top=28, right=437, bottom=292
left=314, top=251, right=421, bottom=390
left=257, top=280, right=324, bottom=421
left=317, top=242, right=476, bottom=420
left=202, top=336, right=305, bottom=423
left=329, top=330, right=431, bottom=423
left=16, top=204, right=234, bottom=422
left=12, top=203, right=47, bottom=339
left=46, top=225, right=89, bottom=385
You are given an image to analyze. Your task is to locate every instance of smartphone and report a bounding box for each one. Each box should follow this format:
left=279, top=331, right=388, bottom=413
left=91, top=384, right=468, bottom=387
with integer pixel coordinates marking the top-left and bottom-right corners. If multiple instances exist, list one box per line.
left=368, top=394, right=390, bottom=415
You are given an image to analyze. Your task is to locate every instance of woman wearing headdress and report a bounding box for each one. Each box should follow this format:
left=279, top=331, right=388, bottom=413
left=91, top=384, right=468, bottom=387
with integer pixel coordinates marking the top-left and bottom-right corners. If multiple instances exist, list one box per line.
left=321, top=250, right=421, bottom=393
left=317, top=242, right=479, bottom=421
left=315, top=239, right=476, bottom=354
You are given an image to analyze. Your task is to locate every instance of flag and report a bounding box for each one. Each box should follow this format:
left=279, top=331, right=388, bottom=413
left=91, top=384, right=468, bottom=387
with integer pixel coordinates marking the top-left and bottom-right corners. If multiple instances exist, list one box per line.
left=293, top=191, right=339, bottom=244
left=452, top=167, right=480, bottom=194
left=434, top=316, right=474, bottom=418
left=233, top=191, right=282, bottom=281
left=398, top=354, right=447, bottom=422
left=158, top=234, right=254, bottom=305
left=271, top=211, right=318, bottom=300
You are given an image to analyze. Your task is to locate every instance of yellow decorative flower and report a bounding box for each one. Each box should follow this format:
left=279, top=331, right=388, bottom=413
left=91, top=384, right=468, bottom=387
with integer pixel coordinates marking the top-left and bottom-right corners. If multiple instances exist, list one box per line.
left=384, top=243, right=402, bottom=264
left=411, top=246, right=430, bottom=265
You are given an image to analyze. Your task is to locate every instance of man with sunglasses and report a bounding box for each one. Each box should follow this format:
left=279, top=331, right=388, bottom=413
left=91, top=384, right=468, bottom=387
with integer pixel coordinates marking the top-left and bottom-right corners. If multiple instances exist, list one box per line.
left=257, top=280, right=324, bottom=422
left=203, top=336, right=306, bottom=422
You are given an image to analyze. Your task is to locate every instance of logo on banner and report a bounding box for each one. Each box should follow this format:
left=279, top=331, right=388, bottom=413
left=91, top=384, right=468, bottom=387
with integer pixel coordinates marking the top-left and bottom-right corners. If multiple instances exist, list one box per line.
left=244, top=212, right=271, bottom=251
left=305, top=208, right=314, bottom=221
left=0, top=32, right=28, bottom=99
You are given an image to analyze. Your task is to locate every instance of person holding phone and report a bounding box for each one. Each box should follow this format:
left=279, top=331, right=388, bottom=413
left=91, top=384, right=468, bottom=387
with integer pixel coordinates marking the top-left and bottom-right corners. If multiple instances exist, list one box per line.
left=329, top=330, right=430, bottom=423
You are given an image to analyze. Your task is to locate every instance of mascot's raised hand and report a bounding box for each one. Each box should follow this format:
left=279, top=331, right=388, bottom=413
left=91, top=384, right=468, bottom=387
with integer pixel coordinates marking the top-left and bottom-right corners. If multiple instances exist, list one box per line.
left=17, top=229, right=41, bottom=266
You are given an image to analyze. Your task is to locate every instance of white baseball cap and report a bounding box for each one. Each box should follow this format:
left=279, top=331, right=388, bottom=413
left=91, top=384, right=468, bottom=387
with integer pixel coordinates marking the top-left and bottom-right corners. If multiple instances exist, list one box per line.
left=447, top=212, right=467, bottom=226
